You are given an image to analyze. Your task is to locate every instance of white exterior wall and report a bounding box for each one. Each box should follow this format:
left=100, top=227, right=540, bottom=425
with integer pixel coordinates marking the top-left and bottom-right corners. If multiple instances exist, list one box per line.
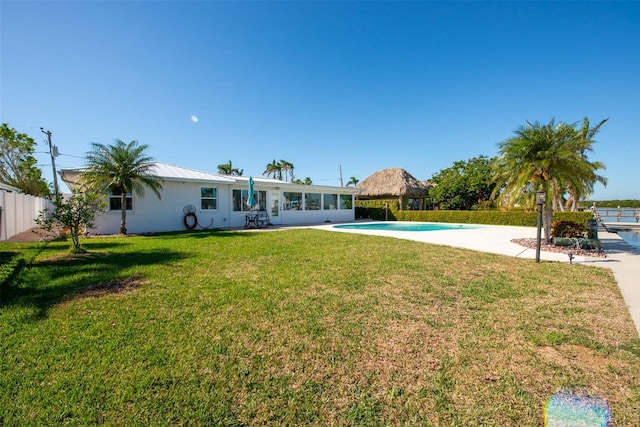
left=89, top=180, right=356, bottom=235
left=90, top=180, right=233, bottom=235
left=223, top=185, right=357, bottom=229
left=279, top=208, right=355, bottom=225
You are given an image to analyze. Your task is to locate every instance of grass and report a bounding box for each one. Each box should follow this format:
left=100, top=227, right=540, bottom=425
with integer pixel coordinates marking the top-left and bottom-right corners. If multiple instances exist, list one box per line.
left=1, top=228, right=639, bottom=426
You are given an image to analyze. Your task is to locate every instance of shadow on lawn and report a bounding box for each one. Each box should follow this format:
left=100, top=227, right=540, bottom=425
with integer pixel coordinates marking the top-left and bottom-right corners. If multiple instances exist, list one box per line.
left=148, top=229, right=259, bottom=239
left=0, top=248, right=187, bottom=320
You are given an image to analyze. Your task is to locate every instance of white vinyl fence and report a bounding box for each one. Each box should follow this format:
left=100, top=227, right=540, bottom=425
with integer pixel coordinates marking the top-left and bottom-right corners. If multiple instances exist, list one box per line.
left=0, top=190, right=53, bottom=241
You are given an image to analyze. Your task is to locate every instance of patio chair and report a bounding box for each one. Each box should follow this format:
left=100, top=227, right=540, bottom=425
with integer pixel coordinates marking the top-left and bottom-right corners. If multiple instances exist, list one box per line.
left=245, top=210, right=259, bottom=229
left=256, top=210, right=270, bottom=228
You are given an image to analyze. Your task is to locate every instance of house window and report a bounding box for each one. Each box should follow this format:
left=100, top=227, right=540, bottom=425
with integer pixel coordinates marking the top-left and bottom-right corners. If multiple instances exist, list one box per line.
left=201, top=187, right=217, bottom=210
left=283, top=192, right=302, bottom=210
left=324, top=194, right=338, bottom=210
left=304, top=193, right=321, bottom=210
left=233, top=189, right=267, bottom=211
left=109, top=188, right=132, bottom=211
left=340, top=194, right=352, bottom=209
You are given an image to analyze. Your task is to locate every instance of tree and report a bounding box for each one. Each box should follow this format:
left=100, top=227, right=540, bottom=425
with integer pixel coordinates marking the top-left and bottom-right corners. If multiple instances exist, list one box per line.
left=280, top=160, right=294, bottom=182
left=263, top=160, right=282, bottom=180
left=492, top=118, right=607, bottom=243
left=36, top=189, right=106, bottom=252
left=346, top=176, right=359, bottom=187
left=429, top=156, right=497, bottom=210
left=217, top=160, right=243, bottom=176
left=293, top=177, right=312, bottom=185
left=563, top=118, right=608, bottom=210
left=0, top=123, right=50, bottom=196
left=81, top=139, right=163, bottom=234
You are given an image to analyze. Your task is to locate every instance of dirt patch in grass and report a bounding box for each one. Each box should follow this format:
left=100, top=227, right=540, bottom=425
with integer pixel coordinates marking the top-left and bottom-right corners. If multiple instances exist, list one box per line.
left=41, top=251, right=108, bottom=263
left=6, top=227, right=63, bottom=242
left=81, top=273, right=147, bottom=297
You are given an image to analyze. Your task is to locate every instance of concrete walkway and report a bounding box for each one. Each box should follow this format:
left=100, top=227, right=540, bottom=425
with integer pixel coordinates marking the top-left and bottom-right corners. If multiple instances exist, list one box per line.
left=319, top=223, right=640, bottom=336
left=591, top=231, right=640, bottom=336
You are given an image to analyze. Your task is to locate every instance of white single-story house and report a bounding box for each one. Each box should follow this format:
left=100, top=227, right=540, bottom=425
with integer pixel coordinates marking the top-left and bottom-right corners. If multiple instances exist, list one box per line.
left=59, top=162, right=360, bottom=235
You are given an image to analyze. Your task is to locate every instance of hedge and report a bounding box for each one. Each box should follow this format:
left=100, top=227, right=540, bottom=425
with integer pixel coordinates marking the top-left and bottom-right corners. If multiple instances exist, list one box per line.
left=355, top=199, right=593, bottom=227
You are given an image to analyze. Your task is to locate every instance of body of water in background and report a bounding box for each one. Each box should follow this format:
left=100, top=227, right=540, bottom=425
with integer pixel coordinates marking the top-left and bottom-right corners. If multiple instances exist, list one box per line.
left=593, top=208, right=639, bottom=223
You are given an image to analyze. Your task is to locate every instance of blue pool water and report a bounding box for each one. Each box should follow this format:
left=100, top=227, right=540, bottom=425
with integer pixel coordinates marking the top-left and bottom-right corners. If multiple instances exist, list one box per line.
left=334, top=222, right=474, bottom=232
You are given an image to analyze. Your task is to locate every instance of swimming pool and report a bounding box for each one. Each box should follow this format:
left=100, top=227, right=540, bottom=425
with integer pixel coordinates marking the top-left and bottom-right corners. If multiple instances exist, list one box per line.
left=333, top=222, right=475, bottom=232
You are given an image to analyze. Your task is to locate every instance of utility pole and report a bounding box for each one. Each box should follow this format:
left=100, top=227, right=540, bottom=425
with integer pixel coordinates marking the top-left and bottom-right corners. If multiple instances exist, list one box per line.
left=339, top=164, right=344, bottom=187
left=40, top=127, right=60, bottom=198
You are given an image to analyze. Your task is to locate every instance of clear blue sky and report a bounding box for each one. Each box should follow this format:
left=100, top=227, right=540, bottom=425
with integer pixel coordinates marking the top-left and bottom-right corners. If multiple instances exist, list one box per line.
left=2, top=1, right=639, bottom=200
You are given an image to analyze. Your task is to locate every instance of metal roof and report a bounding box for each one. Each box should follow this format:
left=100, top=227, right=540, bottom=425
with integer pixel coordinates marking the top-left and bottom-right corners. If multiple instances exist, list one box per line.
left=233, top=175, right=359, bottom=193
left=150, top=162, right=235, bottom=183
left=233, top=176, right=285, bottom=185
left=59, top=162, right=359, bottom=193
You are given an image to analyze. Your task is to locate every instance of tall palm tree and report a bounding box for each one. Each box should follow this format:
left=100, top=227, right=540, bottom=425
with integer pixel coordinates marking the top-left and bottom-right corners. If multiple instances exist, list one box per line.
left=564, top=118, right=608, bottom=210
left=81, top=139, right=163, bottom=234
left=346, top=176, right=359, bottom=187
left=263, top=160, right=282, bottom=180
left=492, top=119, right=597, bottom=243
left=217, top=160, right=243, bottom=176
left=280, top=160, right=294, bottom=182
left=288, top=163, right=295, bottom=181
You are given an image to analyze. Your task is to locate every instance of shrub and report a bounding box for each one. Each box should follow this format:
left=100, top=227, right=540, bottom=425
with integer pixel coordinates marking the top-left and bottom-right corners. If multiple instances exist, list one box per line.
left=551, top=220, right=587, bottom=238
left=354, top=200, right=594, bottom=228
left=395, top=210, right=592, bottom=227
left=355, top=199, right=399, bottom=221
left=36, top=190, right=106, bottom=253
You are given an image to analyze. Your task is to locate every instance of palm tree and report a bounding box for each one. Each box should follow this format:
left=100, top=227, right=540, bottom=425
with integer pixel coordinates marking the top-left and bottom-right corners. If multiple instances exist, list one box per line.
left=263, top=160, right=282, bottom=180
left=81, top=139, right=163, bottom=234
left=346, top=176, right=359, bottom=187
left=292, top=177, right=312, bottom=185
left=217, top=162, right=231, bottom=175
left=217, top=160, right=243, bottom=176
left=280, top=160, right=294, bottom=182
left=492, top=119, right=606, bottom=243
left=564, top=118, right=608, bottom=210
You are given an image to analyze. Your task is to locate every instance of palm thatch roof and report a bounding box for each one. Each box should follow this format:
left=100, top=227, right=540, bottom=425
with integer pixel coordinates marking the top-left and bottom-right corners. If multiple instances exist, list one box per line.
left=357, top=168, right=432, bottom=197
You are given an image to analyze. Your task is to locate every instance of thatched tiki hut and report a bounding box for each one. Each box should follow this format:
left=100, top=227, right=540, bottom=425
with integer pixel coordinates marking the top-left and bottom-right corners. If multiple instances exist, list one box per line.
left=357, top=168, right=432, bottom=210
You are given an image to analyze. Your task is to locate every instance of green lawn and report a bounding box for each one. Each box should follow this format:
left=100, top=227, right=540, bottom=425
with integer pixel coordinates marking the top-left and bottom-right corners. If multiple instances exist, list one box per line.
left=1, top=229, right=639, bottom=426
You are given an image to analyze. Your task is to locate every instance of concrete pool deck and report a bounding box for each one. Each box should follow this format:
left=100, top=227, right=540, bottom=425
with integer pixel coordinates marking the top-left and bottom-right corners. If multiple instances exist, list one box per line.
left=316, top=222, right=640, bottom=336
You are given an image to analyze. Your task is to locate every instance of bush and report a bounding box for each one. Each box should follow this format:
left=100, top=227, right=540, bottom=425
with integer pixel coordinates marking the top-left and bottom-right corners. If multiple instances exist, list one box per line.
left=395, top=210, right=592, bottom=228
left=355, top=199, right=399, bottom=221
left=36, top=190, right=106, bottom=253
left=551, top=220, right=587, bottom=238
left=354, top=200, right=594, bottom=228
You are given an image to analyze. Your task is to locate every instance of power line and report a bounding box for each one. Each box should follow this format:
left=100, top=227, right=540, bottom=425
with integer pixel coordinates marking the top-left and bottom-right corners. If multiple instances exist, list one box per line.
left=38, top=152, right=84, bottom=159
